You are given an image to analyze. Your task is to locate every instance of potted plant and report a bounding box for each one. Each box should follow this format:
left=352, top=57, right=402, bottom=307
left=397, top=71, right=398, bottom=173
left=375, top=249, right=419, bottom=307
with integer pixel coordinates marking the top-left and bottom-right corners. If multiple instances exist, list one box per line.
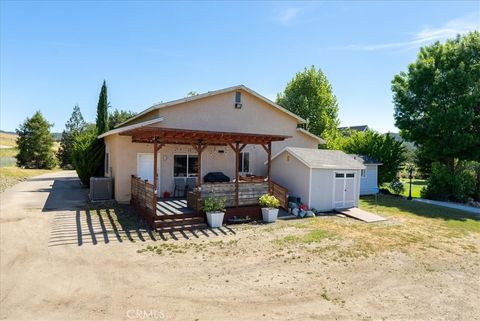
left=201, top=195, right=226, bottom=228
left=259, top=194, right=280, bottom=223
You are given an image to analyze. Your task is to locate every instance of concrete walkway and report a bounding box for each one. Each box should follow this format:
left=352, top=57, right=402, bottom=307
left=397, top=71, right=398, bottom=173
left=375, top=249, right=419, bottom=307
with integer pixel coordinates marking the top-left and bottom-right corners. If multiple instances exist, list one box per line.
left=413, top=198, right=480, bottom=215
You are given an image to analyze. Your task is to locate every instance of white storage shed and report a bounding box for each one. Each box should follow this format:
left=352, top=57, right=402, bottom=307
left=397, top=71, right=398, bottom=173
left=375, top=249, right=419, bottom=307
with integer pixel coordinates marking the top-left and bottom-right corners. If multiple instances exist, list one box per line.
left=270, top=147, right=365, bottom=212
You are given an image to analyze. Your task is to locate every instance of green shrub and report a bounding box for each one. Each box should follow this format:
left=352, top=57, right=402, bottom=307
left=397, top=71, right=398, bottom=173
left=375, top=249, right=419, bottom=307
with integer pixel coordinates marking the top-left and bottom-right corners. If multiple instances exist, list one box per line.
left=72, top=128, right=105, bottom=186
left=389, top=178, right=405, bottom=195
left=422, top=162, right=476, bottom=202
left=259, top=194, right=280, bottom=208
left=201, top=195, right=225, bottom=213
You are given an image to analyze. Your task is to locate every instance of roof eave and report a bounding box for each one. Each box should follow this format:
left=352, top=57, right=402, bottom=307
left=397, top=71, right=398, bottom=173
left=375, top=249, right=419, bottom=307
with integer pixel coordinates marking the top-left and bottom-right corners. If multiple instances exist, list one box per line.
left=98, top=118, right=164, bottom=139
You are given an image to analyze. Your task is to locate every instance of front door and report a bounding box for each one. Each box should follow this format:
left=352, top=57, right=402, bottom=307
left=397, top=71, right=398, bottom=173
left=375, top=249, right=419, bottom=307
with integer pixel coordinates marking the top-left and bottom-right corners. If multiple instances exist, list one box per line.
left=137, top=153, right=161, bottom=196
left=334, top=172, right=356, bottom=209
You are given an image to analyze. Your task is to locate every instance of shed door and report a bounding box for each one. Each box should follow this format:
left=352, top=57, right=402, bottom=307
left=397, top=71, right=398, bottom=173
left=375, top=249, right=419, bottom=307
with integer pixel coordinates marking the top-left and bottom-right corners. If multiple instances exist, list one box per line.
left=137, top=153, right=160, bottom=196
left=334, top=172, right=356, bottom=209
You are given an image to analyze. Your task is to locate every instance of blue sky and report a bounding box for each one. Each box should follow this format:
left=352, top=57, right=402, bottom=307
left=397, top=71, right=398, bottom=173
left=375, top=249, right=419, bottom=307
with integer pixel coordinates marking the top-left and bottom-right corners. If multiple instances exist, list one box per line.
left=1, top=1, right=479, bottom=133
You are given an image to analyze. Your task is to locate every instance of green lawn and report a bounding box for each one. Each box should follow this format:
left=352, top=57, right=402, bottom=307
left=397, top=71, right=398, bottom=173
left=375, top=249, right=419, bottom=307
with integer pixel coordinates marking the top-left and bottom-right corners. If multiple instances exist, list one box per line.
left=382, top=178, right=427, bottom=198
left=271, top=194, right=479, bottom=257
left=400, top=178, right=427, bottom=198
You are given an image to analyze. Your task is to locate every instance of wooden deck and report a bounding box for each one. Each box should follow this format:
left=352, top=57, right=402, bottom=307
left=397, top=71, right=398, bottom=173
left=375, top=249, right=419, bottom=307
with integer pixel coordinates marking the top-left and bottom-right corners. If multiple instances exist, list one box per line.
left=156, top=198, right=196, bottom=216
left=131, top=176, right=289, bottom=231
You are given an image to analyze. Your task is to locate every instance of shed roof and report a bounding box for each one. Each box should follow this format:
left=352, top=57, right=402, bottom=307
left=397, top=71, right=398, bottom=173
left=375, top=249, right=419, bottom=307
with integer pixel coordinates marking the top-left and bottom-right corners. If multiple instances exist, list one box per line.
left=271, top=147, right=365, bottom=170
left=349, top=154, right=382, bottom=165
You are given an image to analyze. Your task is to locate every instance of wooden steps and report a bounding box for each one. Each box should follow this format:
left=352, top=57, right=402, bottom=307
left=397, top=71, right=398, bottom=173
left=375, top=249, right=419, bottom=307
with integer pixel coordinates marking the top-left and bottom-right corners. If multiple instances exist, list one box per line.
left=156, top=223, right=208, bottom=233
left=154, top=212, right=207, bottom=232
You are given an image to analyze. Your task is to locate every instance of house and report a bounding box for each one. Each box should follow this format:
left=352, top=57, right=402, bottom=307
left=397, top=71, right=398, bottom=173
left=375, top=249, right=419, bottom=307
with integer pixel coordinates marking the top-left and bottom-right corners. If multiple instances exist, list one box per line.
left=270, top=148, right=365, bottom=212
left=350, top=154, right=382, bottom=195
left=98, top=85, right=364, bottom=228
left=338, top=125, right=370, bottom=133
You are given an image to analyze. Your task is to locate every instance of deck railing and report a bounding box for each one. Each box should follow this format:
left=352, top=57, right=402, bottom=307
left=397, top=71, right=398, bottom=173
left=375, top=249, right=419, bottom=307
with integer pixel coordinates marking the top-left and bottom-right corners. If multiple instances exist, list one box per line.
left=271, top=181, right=288, bottom=209
left=131, top=175, right=156, bottom=227
left=187, top=180, right=289, bottom=210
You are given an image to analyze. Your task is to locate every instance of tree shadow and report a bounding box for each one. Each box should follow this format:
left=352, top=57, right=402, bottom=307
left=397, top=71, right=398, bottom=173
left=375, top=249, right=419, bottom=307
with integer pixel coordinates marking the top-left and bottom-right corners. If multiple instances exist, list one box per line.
left=42, top=176, right=88, bottom=212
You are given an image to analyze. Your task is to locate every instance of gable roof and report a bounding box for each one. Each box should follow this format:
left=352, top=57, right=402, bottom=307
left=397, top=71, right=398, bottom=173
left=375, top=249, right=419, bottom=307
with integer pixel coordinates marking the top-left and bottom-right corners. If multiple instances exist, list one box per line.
left=98, top=117, right=163, bottom=139
left=296, top=128, right=326, bottom=144
left=271, top=147, right=365, bottom=170
left=349, top=154, right=382, bottom=165
left=116, top=85, right=306, bottom=128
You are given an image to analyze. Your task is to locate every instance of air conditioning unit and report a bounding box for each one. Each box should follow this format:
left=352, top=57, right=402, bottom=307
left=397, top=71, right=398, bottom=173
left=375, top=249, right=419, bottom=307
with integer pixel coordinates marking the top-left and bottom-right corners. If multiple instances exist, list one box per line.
left=234, top=103, right=242, bottom=109
left=89, top=177, right=113, bottom=201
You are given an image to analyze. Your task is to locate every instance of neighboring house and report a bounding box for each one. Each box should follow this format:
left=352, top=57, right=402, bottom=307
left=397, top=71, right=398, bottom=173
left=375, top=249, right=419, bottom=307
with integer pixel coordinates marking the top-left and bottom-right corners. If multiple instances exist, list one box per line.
left=338, top=125, right=370, bottom=134
left=350, top=154, right=382, bottom=195
left=271, top=148, right=364, bottom=212
left=98, top=85, right=364, bottom=227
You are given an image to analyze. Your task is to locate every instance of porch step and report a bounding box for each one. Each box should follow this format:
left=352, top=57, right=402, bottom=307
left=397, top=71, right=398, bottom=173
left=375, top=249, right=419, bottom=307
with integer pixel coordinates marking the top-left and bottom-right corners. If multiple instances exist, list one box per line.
left=155, top=216, right=206, bottom=228
left=155, top=212, right=203, bottom=220
left=156, top=223, right=208, bottom=233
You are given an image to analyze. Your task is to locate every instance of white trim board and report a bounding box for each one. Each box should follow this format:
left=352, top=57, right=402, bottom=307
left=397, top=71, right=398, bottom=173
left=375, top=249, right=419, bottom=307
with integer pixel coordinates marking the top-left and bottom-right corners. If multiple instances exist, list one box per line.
left=98, top=117, right=164, bottom=139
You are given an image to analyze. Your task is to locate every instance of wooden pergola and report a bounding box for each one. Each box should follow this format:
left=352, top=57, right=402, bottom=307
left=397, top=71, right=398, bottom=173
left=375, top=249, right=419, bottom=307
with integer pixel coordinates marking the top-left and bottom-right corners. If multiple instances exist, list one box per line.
left=120, top=126, right=290, bottom=207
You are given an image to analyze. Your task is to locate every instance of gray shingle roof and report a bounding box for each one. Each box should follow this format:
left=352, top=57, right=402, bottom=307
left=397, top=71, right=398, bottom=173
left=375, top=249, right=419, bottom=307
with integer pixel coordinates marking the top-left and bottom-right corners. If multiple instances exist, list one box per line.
left=349, top=154, right=382, bottom=165
left=272, top=147, right=365, bottom=170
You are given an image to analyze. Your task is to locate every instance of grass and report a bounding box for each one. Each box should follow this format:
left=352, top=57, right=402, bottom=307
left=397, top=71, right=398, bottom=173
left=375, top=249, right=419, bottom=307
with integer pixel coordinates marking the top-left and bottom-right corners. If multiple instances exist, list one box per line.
left=400, top=178, right=427, bottom=198
left=0, top=132, right=17, bottom=147
left=0, top=166, right=62, bottom=192
left=382, top=178, right=427, bottom=198
left=270, top=194, right=479, bottom=259
left=0, top=148, right=17, bottom=158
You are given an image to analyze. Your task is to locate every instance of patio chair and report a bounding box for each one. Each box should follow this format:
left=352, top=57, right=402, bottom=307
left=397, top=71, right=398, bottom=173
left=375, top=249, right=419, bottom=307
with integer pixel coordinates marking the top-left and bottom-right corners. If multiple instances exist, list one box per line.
left=174, top=178, right=187, bottom=197
left=186, top=177, right=197, bottom=192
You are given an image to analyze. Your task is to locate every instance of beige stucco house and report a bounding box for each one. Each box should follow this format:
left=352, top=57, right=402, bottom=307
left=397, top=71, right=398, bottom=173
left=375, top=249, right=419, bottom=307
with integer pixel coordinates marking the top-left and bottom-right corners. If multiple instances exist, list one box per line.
left=98, top=85, right=364, bottom=229
left=100, top=85, right=322, bottom=203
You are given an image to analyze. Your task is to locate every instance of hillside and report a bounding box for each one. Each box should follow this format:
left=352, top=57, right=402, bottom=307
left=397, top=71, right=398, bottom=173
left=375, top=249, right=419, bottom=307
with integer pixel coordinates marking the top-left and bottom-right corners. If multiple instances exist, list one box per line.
left=0, top=130, right=61, bottom=142
left=0, top=132, right=17, bottom=148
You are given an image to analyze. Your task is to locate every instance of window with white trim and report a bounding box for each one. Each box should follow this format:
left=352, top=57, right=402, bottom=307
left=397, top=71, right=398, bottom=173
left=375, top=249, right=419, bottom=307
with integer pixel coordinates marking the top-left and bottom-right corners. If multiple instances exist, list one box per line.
left=361, top=169, right=367, bottom=178
left=174, top=155, right=198, bottom=177
left=238, top=152, right=250, bottom=173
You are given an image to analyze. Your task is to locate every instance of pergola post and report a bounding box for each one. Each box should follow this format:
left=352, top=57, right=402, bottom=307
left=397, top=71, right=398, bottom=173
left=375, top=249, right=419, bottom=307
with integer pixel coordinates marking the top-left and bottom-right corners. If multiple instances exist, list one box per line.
left=191, top=140, right=207, bottom=187
left=153, top=138, right=164, bottom=195
left=235, top=142, right=240, bottom=207
left=267, top=142, right=272, bottom=193
left=261, top=142, right=273, bottom=194
left=153, top=140, right=158, bottom=192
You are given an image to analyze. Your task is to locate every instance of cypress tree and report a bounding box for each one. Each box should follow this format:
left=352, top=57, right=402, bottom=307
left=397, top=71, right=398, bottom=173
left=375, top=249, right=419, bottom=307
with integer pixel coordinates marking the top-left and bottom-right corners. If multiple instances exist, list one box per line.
left=96, top=80, right=109, bottom=134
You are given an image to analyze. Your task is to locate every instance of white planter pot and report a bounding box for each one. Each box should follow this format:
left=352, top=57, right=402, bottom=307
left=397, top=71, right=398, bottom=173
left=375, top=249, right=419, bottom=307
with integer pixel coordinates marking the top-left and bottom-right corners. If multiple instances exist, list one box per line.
left=206, top=211, right=225, bottom=228
left=261, top=208, right=279, bottom=223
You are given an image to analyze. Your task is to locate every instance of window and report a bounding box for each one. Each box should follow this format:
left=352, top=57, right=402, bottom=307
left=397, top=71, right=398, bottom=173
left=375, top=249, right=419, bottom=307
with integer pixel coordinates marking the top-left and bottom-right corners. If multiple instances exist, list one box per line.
left=335, top=173, right=344, bottom=178
left=346, top=173, right=355, bottom=178
left=105, top=153, right=109, bottom=174
left=174, top=155, right=198, bottom=177
left=361, top=169, right=367, bottom=178
left=239, top=152, right=250, bottom=173
left=235, top=91, right=241, bottom=103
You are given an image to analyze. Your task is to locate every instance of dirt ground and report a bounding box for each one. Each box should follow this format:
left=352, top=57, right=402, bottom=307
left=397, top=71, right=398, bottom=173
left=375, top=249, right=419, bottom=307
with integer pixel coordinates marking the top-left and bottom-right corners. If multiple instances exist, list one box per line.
left=1, top=171, right=479, bottom=321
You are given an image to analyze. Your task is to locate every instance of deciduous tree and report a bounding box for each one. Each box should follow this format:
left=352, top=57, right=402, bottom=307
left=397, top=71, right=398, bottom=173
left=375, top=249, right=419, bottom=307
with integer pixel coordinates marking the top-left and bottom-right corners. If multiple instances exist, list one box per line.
left=277, top=66, right=340, bottom=139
